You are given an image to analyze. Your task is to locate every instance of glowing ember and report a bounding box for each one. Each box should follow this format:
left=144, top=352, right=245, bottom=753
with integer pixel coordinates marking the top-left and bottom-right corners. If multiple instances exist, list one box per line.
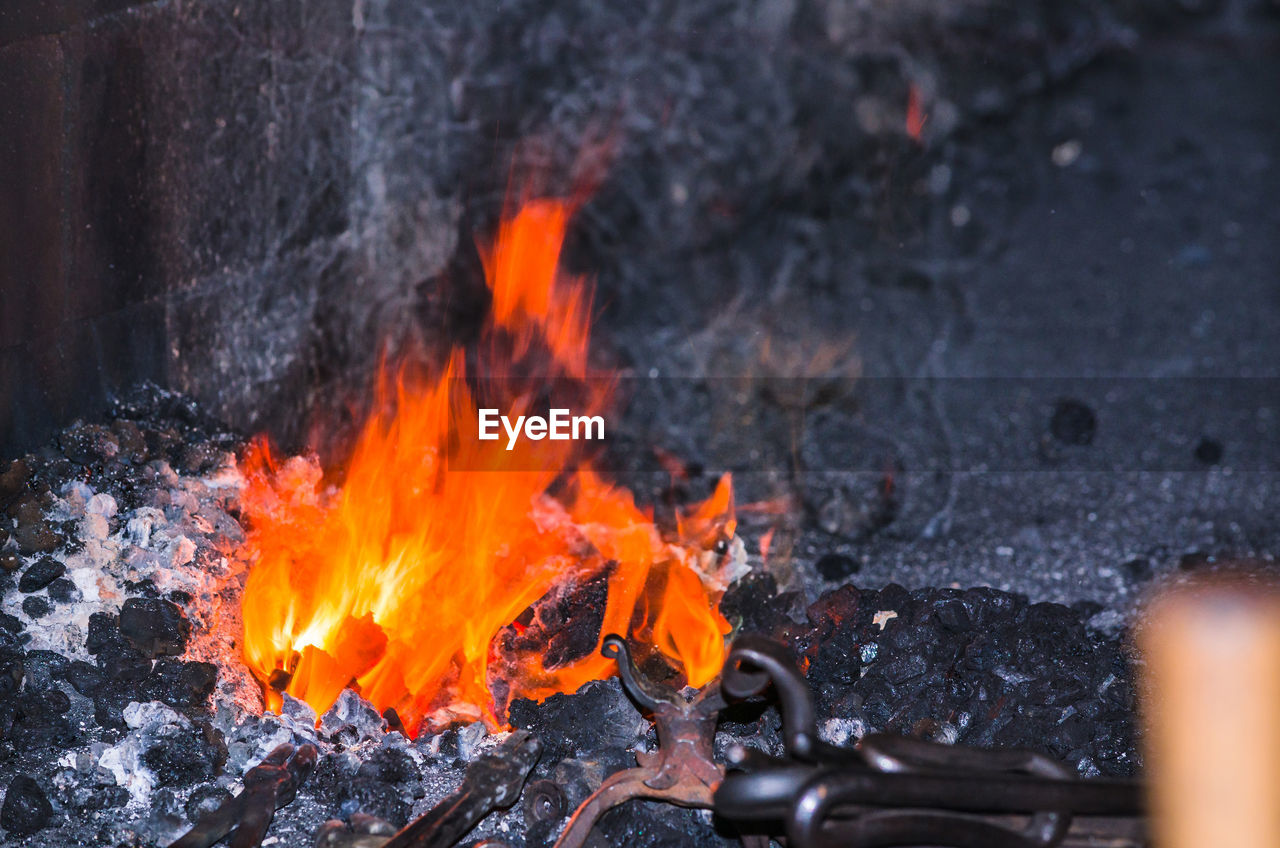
left=238, top=186, right=734, bottom=735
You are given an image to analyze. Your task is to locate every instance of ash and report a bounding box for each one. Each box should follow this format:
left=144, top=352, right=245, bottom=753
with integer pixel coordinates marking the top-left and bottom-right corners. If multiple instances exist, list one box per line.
left=0, top=388, right=1140, bottom=847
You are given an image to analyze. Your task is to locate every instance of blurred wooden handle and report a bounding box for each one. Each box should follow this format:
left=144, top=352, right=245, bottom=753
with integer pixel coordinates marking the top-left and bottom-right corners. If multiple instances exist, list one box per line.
left=1138, top=576, right=1280, bottom=848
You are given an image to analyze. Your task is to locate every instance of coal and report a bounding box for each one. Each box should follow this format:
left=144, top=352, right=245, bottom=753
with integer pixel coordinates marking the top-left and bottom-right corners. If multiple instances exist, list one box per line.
left=791, top=583, right=1139, bottom=776
left=22, top=650, right=68, bottom=689
left=1050, top=398, right=1097, bottom=446
left=815, top=552, right=861, bottom=581
left=184, top=785, right=233, bottom=823
left=58, top=424, right=121, bottom=467
left=134, top=659, right=218, bottom=715
left=46, top=577, right=78, bottom=603
left=1194, top=436, right=1223, bottom=464
left=509, top=678, right=646, bottom=767
left=18, top=555, right=65, bottom=592
left=141, top=721, right=226, bottom=784
left=11, top=509, right=60, bottom=554
left=22, top=596, right=51, bottom=618
left=1121, top=557, right=1154, bottom=582
left=1, top=775, right=53, bottom=837
left=85, top=612, right=120, bottom=655
left=62, top=661, right=105, bottom=697
left=333, top=777, right=410, bottom=828
left=118, top=598, right=191, bottom=658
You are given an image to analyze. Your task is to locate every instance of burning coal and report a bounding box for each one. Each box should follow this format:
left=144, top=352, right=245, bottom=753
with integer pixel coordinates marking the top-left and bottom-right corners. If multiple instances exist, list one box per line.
left=237, top=186, right=735, bottom=735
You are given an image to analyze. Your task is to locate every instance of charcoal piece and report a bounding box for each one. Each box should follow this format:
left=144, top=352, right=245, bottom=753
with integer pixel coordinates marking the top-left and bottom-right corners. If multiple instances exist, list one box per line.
left=335, top=778, right=409, bottom=827
left=83, top=786, right=130, bottom=810
left=0, top=551, right=19, bottom=573
left=21, top=650, right=68, bottom=689
left=1121, top=557, right=1153, bottom=582
left=0, top=459, right=28, bottom=505
left=140, top=658, right=218, bottom=711
left=21, top=596, right=51, bottom=618
left=355, top=747, right=420, bottom=784
left=815, top=552, right=860, bottom=581
left=12, top=516, right=59, bottom=555
left=63, top=661, right=105, bottom=697
left=502, top=571, right=610, bottom=671
left=46, top=576, right=78, bottom=603
left=878, top=652, right=929, bottom=684
left=933, top=599, right=972, bottom=632
left=3, top=688, right=76, bottom=752
left=0, top=612, right=21, bottom=633
left=18, top=556, right=64, bottom=592
left=185, top=784, right=234, bottom=823
left=1049, top=398, right=1097, bottom=446
left=143, top=723, right=225, bottom=784
left=177, top=442, right=225, bottom=475
left=58, top=424, right=121, bottom=466
left=1194, top=436, right=1223, bottom=464
left=37, top=687, right=71, bottom=716
left=110, top=420, right=149, bottom=463
left=1178, top=551, right=1214, bottom=571
left=508, top=678, right=645, bottom=765
left=118, top=597, right=191, bottom=657
left=86, top=612, right=120, bottom=654
left=1, top=775, right=52, bottom=837
left=719, top=572, right=793, bottom=636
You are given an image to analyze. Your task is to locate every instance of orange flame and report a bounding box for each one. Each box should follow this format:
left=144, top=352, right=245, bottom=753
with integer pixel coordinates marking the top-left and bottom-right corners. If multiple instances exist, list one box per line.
left=238, top=188, right=732, bottom=734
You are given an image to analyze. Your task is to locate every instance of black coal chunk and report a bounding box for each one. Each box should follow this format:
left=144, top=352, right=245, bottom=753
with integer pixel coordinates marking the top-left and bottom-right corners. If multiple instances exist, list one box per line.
left=18, top=557, right=64, bottom=593
left=815, top=552, right=860, bottom=581
left=86, top=612, right=120, bottom=654
left=63, top=661, right=105, bottom=697
left=509, top=678, right=644, bottom=768
left=1121, top=557, right=1153, bottom=583
left=58, top=423, right=121, bottom=466
left=1049, top=398, right=1097, bottom=446
left=1194, top=436, right=1223, bottom=464
left=21, top=596, right=51, bottom=618
left=799, top=583, right=1138, bottom=776
left=82, top=786, right=130, bottom=811
left=143, top=722, right=226, bottom=784
left=334, top=777, right=409, bottom=827
left=1, top=775, right=52, bottom=837
left=21, top=650, right=68, bottom=689
left=139, top=659, right=218, bottom=712
left=185, top=785, right=233, bottom=823
left=119, top=598, right=190, bottom=658
left=46, top=577, right=78, bottom=603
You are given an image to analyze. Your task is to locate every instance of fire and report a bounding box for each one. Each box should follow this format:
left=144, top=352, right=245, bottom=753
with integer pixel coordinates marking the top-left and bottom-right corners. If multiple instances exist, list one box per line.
left=238, top=187, right=734, bottom=734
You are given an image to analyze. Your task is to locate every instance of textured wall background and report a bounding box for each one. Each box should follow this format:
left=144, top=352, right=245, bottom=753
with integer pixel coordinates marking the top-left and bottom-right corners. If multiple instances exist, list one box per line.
left=0, top=0, right=1190, bottom=458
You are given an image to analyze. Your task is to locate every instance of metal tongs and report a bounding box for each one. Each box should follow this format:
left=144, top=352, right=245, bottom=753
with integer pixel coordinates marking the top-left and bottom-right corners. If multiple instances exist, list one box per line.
left=713, top=635, right=1148, bottom=848
left=552, top=634, right=729, bottom=848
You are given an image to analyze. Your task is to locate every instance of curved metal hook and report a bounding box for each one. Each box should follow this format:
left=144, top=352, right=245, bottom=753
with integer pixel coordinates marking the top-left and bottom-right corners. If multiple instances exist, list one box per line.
left=601, top=634, right=680, bottom=712
left=722, top=635, right=822, bottom=760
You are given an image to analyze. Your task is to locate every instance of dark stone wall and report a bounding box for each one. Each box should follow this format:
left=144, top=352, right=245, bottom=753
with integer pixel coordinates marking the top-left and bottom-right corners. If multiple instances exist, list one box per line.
left=0, top=0, right=461, bottom=457
left=0, top=0, right=1177, bottom=458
